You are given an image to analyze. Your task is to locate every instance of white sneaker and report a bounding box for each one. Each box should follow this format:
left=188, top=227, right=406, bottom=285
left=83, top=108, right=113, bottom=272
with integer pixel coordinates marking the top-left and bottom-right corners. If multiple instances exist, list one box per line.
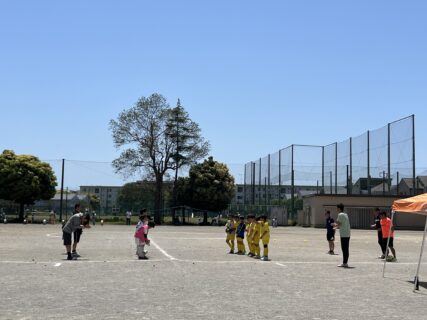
left=337, top=263, right=349, bottom=268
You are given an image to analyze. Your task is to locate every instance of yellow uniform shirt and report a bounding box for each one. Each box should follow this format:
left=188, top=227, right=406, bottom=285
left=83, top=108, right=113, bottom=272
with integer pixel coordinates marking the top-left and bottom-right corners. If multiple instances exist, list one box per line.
left=261, top=222, right=270, bottom=242
left=252, top=222, right=261, bottom=242
left=232, top=220, right=239, bottom=234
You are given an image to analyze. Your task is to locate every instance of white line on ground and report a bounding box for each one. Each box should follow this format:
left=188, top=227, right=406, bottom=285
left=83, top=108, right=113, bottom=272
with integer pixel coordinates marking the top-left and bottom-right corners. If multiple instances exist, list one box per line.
left=0, top=259, right=169, bottom=264
left=149, top=237, right=224, bottom=240
left=46, top=233, right=60, bottom=238
left=149, top=239, right=177, bottom=261
left=0, top=259, right=416, bottom=266
left=54, top=263, right=62, bottom=267
left=276, top=263, right=287, bottom=267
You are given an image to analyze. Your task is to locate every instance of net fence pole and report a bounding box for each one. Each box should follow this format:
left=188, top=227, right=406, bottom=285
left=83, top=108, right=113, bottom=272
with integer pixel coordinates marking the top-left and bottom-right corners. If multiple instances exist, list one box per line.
left=59, top=159, right=65, bottom=222
left=268, top=154, right=271, bottom=206
left=346, top=165, right=349, bottom=195
left=278, top=149, right=282, bottom=202
left=291, top=145, right=294, bottom=220
left=252, top=162, right=255, bottom=205
left=258, top=158, right=261, bottom=205
left=396, top=171, right=399, bottom=194
left=412, top=114, right=416, bottom=195
left=367, top=130, right=371, bottom=195
left=243, top=164, right=246, bottom=205
left=350, top=137, right=353, bottom=195
left=388, top=123, right=391, bottom=194
left=335, top=142, right=338, bottom=194
left=322, top=146, right=325, bottom=193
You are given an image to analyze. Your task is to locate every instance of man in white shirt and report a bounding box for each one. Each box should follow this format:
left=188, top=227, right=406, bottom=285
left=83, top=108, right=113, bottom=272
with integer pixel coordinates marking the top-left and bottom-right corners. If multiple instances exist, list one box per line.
left=126, top=211, right=132, bottom=225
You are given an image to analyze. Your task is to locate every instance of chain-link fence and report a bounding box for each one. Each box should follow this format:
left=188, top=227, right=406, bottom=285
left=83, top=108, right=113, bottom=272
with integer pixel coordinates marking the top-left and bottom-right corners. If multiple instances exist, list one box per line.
left=244, top=115, right=418, bottom=216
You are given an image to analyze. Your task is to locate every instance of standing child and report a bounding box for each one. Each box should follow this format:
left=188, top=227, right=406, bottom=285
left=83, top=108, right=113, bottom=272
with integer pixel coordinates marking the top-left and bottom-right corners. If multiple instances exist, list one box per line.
left=225, top=215, right=236, bottom=254
left=260, top=215, right=270, bottom=261
left=325, top=210, right=335, bottom=255
left=236, top=216, right=246, bottom=255
left=246, top=215, right=254, bottom=257
left=135, top=214, right=151, bottom=260
left=251, top=216, right=261, bottom=259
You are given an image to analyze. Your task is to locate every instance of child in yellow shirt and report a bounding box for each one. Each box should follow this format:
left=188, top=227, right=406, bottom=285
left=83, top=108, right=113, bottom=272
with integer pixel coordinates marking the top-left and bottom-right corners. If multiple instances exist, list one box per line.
left=225, top=215, right=237, bottom=254
left=251, top=216, right=261, bottom=259
left=260, top=215, right=270, bottom=261
left=236, top=216, right=246, bottom=255
left=246, top=215, right=254, bottom=257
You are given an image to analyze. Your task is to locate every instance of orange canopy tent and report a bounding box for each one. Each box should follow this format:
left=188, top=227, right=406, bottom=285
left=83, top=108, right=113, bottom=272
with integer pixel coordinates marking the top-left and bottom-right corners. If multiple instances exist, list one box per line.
left=392, top=193, right=427, bottom=215
left=384, top=193, right=427, bottom=291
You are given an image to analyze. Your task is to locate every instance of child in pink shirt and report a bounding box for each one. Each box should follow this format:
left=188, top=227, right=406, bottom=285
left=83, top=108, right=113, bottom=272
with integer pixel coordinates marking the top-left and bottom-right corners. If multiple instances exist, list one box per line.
left=134, top=214, right=155, bottom=260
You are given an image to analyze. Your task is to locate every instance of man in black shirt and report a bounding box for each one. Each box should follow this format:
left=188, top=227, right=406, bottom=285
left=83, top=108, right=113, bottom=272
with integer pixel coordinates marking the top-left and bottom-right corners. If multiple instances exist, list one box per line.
left=325, top=210, right=335, bottom=255
left=371, top=207, right=386, bottom=259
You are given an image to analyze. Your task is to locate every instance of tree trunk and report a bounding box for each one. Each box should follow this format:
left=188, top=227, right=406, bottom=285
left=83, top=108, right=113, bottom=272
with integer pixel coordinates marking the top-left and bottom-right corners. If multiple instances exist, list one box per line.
left=171, top=166, right=179, bottom=225
left=203, top=211, right=208, bottom=225
left=172, top=207, right=176, bottom=224
left=154, top=175, right=163, bottom=225
left=181, top=207, right=185, bottom=224
left=19, top=203, right=25, bottom=223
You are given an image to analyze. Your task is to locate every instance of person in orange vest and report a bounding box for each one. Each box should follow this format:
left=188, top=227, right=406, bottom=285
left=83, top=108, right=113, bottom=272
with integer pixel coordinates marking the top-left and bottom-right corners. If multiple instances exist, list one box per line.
left=380, top=211, right=397, bottom=262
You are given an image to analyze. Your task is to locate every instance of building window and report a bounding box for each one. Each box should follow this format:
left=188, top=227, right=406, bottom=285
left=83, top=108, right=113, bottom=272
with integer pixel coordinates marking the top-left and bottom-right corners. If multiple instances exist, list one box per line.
left=95, top=188, right=99, bottom=193
left=237, top=187, right=243, bottom=192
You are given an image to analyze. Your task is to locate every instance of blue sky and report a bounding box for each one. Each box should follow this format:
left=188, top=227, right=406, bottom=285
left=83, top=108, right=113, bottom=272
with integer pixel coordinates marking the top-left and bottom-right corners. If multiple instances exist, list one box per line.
left=0, top=1, right=426, bottom=187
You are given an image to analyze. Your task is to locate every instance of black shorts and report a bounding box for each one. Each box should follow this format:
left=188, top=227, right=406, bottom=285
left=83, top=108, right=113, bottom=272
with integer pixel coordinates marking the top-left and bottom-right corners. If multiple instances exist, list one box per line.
left=63, top=231, right=72, bottom=246
left=327, top=231, right=335, bottom=241
left=73, top=229, right=83, bottom=243
left=383, top=237, right=394, bottom=248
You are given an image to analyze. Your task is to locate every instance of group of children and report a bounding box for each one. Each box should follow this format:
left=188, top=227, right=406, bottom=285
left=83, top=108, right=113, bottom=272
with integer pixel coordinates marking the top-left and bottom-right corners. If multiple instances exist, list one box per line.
left=225, top=214, right=270, bottom=261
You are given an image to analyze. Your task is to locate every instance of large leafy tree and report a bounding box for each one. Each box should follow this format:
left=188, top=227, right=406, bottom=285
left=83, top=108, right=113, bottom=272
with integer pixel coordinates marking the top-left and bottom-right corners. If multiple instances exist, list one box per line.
left=110, top=93, right=176, bottom=223
left=166, top=99, right=210, bottom=220
left=177, top=157, right=235, bottom=224
left=0, top=150, right=57, bottom=221
left=117, top=181, right=156, bottom=212
left=88, top=194, right=100, bottom=212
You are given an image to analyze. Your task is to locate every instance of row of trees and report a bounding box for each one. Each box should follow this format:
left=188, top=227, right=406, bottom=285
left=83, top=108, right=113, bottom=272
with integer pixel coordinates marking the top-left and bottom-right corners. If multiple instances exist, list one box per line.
left=0, top=93, right=236, bottom=224
left=110, top=93, right=236, bottom=223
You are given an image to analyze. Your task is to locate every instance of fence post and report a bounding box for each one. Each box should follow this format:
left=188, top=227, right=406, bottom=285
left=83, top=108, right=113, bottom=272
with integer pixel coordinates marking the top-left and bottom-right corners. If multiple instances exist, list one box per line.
left=278, top=149, right=282, bottom=202
left=396, top=171, right=400, bottom=195
left=59, top=159, right=65, bottom=222
left=258, top=158, right=262, bottom=205
left=268, top=154, right=271, bottom=205
left=349, top=137, right=352, bottom=195
left=291, top=145, right=294, bottom=220
left=388, top=123, right=391, bottom=194
left=322, top=146, right=325, bottom=194
left=412, top=114, right=416, bottom=195
left=346, top=165, right=349, bottom=195
left=367, top=130, right=371, bottom=195
left=335, top=142, right=338, bottom=194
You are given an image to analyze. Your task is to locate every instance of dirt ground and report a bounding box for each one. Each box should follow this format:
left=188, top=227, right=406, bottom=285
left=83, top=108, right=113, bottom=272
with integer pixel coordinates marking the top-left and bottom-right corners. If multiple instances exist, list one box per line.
left=1, top=224, right=426, bottom=320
